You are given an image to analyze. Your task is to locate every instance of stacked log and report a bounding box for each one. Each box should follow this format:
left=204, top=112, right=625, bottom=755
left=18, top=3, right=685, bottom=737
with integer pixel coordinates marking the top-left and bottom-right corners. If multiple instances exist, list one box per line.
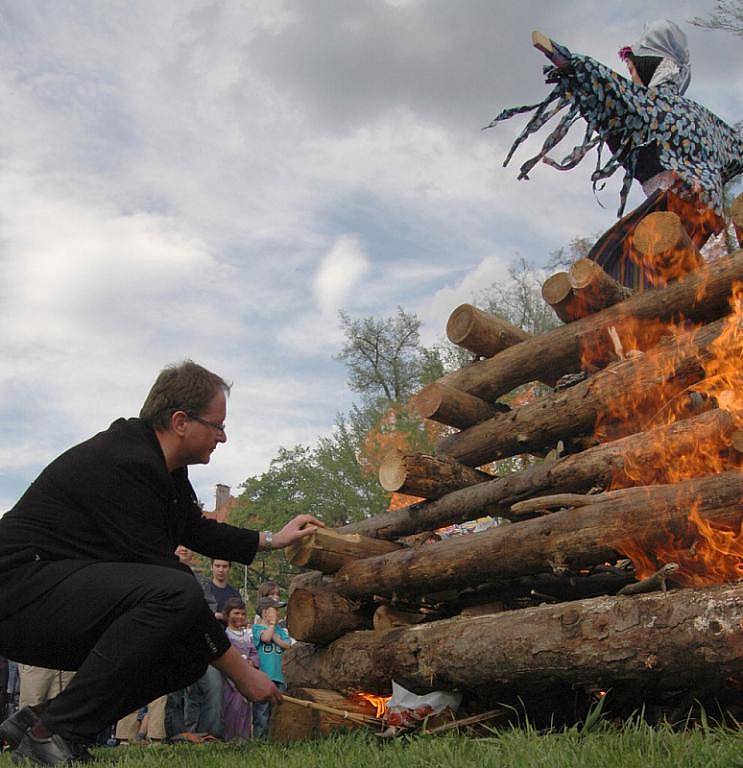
left=284, top=583, right=743, bottom=697
left=542, top=259, right=633, bottom=323
left=278, top=243, right=743, bottom=736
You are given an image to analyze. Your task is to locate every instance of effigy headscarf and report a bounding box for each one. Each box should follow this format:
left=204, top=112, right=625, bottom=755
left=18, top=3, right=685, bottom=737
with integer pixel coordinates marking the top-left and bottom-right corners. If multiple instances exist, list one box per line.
left=486, top=23, right=742, bottom=218
left=630, top=19, right=691, bottom=94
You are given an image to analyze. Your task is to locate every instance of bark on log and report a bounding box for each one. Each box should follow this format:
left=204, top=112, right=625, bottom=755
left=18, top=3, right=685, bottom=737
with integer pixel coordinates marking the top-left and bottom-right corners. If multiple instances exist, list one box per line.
left=732, top=193, right=743, bottom=247
left=446, top=303, right=530, bottom=356
left=332, top=470, right=743, bottom=600
left=286, top=528, right=403, bottom=574
left=373, top=604, right=430, bottom=631
left=436, top=318, right=725, bottom=467
left=287, top=587, right=373, bottom=645
left=445, top=304, right=558, bottom=386
left=269, top=688, right=378, bottom=742
left=341, top=409, right=738, bottom=539
left=543, top=263, right=633, bottom=324
left=411, top=382, right=499, bottom=429
left=379, top=449, right=491, bottom=499
left=569, top=258, right=634, bottom=306
left=283, top=583, right=743, bottom=697
left=438, top=250, right=743, bottom=402
left=288, top=570, right=334, bottom=596
left=632, top=211, right=704, bottom=286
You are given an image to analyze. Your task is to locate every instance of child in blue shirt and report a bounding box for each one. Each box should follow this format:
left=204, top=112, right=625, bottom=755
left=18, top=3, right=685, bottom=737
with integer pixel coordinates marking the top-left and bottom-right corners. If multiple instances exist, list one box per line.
left=251, top=598, right=291, bottom=738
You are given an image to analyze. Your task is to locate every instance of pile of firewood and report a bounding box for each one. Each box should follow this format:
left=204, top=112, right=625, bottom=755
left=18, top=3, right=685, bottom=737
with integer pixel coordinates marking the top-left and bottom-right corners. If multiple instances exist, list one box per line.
left=275, top=206, right=743, bottom=739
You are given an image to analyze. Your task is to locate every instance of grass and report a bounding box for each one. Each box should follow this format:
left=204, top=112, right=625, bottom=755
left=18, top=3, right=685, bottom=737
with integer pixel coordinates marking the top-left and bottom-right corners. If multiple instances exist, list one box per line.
left=3, top=723, right=742, bottom=768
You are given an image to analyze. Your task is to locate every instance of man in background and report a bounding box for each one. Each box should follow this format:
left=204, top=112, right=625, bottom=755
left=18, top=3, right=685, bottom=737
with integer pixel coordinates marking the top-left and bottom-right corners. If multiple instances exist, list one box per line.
left=209, top=560, right=241, bottom=621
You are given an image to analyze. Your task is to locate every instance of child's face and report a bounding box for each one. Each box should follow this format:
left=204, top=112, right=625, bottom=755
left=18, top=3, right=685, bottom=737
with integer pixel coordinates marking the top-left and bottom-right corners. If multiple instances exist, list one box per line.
left=227, top=608, right=247, bottom=629
left=261, top=606, right=279, bottom=624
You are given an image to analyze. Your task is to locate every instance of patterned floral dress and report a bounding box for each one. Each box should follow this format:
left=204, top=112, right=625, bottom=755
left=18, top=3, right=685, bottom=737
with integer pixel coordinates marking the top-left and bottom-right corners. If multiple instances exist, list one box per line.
left=488, top=51, right=743, bottom=289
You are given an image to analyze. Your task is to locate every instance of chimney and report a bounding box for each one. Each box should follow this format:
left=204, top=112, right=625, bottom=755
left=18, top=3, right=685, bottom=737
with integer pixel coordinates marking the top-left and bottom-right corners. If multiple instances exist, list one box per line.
left=215, top=484, right=231, bottom=522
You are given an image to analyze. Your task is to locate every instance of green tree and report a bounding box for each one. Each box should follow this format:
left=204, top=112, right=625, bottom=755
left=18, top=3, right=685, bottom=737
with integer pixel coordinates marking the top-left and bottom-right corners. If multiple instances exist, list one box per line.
left=335, top=307, right=442, bottom=408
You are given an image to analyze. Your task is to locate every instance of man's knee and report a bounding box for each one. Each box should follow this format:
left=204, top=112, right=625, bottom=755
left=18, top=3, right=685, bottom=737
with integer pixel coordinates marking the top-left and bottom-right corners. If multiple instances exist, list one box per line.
left=149, top=570, right=206, bottom=623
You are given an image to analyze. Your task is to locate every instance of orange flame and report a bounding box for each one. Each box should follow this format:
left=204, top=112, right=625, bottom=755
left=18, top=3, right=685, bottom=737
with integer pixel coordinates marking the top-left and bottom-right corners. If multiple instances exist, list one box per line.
left=350, top=692, right=391, bottom=718
left=614, top=282, right=743, bottom=584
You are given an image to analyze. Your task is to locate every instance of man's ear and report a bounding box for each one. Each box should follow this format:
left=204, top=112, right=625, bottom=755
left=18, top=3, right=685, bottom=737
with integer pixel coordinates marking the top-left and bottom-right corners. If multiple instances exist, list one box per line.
left=170, top=410, right=190, bottom=436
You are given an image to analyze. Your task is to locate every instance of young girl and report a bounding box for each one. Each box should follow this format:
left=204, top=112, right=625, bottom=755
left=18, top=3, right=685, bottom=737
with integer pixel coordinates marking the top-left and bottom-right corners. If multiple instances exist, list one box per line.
left=221, top=598, right=259, bottom=741
left=489, top=20, right=742, bottom=289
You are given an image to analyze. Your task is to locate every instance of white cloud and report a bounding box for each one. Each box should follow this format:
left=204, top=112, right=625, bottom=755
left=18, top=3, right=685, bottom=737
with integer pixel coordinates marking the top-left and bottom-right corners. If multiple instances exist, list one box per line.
left=0, top=0, right=741, bottom=510
left=419, top=254, right=512, bottom=343
left=313, top=235, right=371, bottom=315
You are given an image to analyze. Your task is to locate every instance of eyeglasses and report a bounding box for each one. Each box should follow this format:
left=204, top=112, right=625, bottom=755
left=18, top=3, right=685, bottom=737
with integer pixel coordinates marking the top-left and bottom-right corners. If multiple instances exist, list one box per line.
left=187, top=413, right=226, bottom=435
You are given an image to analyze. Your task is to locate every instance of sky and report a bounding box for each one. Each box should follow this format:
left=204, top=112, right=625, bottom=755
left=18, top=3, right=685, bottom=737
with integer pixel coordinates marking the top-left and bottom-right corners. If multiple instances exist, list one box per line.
left=1, top=0, right=741, bottom=513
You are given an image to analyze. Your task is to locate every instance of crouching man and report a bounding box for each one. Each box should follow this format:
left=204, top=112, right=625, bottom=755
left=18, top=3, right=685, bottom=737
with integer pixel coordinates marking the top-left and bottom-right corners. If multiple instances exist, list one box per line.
left=0, top=361, right=321, bottom=765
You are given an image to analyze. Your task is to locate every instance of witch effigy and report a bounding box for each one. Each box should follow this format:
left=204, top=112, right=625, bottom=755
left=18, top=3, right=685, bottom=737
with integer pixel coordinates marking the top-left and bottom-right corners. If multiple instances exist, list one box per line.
left=487, top=20, right=743, bottom=290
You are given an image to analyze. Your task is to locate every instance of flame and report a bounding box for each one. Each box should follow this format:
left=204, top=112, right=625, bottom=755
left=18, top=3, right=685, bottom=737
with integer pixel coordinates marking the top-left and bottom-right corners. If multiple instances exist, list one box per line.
left=613, top=282, right=743, bottom=584
left=388, top=491, right=424, bottom=511
left=350, top=692, right=391, bottom=718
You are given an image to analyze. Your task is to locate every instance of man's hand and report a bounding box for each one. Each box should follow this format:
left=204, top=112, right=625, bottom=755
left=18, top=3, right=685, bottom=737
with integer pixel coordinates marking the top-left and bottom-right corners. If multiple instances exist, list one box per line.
left=239, top=666, right=282, bottom=705
left=213, top=646, right=282, bottom=704
left=272, top=514, right=325, bottom=549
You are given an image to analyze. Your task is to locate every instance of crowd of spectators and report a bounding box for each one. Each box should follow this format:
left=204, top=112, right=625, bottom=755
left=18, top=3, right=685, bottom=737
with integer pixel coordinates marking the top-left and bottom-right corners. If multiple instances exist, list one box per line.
left=0, top=557, right=290, bottom=748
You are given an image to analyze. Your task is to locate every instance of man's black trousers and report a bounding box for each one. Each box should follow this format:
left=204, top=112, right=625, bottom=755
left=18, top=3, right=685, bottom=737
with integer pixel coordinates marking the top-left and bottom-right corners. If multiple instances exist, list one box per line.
left=0, top=561, right=226, bottom=741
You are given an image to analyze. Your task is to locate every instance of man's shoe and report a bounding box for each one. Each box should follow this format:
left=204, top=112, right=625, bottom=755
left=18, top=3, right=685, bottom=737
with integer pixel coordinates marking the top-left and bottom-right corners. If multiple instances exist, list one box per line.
left=0, top=707, right=39, bottom=750
left=11, top=730, right=76, bottom=766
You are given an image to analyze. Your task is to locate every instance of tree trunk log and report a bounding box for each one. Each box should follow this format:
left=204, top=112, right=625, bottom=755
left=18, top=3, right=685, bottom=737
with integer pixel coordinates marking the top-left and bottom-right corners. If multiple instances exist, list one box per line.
left=288, top=569, right=334, bottom=596
left=286, top=528, right=403, bottom=574
left=283, top=583, right=743, bottom=697
left=542, top=271, right=578, bottom=323
left=732, top=193, right=743, bottom=247
left=341, top=409, right=738, bottom=539
left=446, top=303, right=530, bottom=356
left=435, top=318, right=725, bottom=467
left=543, top=263, right=634, bottom=324
left=332, top=470, right=743, bottom=600
left=438, top=250, right=743, bottom=402
left=287, top=587, right=373, bottom=645
left=632, top=211, right=704, bottom=286
left=269, top=688, right=378, bottom=742
left=411, top=382, right=499, bottom=429
left=569, top=258, right=633, bottom=306
left=378, top=449, right=491, bottom=499
left=446, top=303, right=557, bottom=386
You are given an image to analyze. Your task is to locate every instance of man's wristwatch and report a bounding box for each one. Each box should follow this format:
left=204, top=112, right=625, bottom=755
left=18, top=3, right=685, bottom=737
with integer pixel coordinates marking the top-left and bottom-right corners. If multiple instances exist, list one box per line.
left=263, top=530, right=274, bottom=549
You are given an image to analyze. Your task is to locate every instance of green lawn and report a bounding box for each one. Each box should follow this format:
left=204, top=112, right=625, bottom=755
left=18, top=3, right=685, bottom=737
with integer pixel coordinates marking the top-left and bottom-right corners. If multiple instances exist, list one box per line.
left=3, top=726, right=741, bottom=768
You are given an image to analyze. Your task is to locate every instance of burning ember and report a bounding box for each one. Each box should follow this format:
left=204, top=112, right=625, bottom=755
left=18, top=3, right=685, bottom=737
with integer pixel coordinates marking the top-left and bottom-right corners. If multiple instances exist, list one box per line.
left=606, top=282, right=743, bottom=585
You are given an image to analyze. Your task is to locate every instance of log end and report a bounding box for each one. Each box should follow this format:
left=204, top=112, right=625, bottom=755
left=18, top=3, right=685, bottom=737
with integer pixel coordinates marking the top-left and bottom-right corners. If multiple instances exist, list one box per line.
left=269, top=688, right=376, bottom=743
left=286, top=587, right=316, bottom=641
left=568, top=258, right=602, bottom=290
left=633, top=211, right=686, bottom=256
left=542, top=271, right=572, bottom=305
left=410, top=383, right=443, bottom=420
left=379, top=449, right=407, bottom=492
left=286, top=531, right=316, bottom=568
left=446, top=303, right=477, bottom=345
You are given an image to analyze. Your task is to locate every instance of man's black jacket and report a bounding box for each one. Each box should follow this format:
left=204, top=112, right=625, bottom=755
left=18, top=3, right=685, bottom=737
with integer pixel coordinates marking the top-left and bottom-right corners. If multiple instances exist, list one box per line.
left=0, top=418, right=258, bottom=621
